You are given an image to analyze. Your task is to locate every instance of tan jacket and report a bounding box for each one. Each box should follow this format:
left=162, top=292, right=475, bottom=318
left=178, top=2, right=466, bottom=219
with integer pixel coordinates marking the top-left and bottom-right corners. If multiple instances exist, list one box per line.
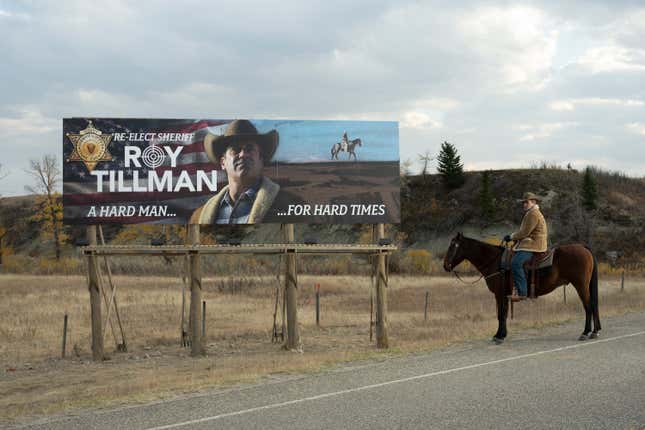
left=511, top=205, right=548, bottom=252
left=189, top=176, right=280, bottom=224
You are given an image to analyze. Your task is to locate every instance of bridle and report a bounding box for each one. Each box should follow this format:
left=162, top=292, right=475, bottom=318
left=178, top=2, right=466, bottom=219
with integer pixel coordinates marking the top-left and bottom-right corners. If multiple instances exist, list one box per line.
left=448, top=239, right=507, bottom=285
left=452, top=267, right=504, bottom=284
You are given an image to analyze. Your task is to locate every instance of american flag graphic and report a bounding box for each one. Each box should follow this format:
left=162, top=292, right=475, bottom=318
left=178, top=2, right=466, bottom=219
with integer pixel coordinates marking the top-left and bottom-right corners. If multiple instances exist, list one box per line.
left=63, top=118, right=230, bottom=224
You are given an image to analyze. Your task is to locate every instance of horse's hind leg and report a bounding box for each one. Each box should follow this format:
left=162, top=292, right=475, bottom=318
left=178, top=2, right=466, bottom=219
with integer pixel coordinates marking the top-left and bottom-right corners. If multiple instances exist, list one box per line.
left=590, top=312, right=601, bottom=339
left=579, top=304, right=593, bottom=341
left=578, top=297, right=593, bottom=340
left=590, top=302, right=601, bottom=338
left=574, top=284, right=593, bottom=341
left=590, top=257, right=601, bottom=339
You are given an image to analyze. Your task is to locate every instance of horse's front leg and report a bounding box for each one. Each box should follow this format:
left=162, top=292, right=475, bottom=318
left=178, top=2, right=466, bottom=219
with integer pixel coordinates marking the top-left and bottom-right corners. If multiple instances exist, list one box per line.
left=493, top=294, right=508, bottom=344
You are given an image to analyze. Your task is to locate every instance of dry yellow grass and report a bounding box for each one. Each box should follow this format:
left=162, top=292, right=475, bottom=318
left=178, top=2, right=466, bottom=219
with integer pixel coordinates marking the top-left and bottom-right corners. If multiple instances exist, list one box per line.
left=0, top=273, right=644, bottom=423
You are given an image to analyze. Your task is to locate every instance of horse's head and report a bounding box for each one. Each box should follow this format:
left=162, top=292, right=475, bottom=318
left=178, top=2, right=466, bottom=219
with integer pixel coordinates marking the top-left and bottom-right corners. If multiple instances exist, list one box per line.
left=443, top=232, right=466, bottom=272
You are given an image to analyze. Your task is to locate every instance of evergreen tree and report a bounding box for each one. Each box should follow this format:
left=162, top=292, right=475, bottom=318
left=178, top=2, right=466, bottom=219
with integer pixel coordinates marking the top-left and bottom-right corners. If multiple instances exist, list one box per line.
left=479, top=170, right=495, bottom=219
left=581, top=166, right=598, bottom=211
left=436, top=141, right=465, bottom=189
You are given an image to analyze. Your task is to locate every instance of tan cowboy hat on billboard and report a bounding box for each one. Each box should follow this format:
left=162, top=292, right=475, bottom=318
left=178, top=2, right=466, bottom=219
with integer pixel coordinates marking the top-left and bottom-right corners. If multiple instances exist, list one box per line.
left=518, top=192, right=541, bottom=202
left=204, top=119, right=278, bottom=164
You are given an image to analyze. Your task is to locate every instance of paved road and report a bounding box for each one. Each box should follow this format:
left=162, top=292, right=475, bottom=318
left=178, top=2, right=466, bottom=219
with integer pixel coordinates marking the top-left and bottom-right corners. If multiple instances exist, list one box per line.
left=14, top=312, right=645, bottom=430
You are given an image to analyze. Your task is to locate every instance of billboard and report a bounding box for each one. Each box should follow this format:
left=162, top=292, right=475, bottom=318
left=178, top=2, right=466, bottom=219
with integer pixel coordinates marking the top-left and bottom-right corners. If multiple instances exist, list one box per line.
left=63, top=118, right=400, bottom=224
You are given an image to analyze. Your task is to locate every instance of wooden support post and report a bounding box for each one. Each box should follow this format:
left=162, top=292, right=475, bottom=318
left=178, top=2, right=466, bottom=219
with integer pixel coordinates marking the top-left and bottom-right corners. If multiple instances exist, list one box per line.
left=87, top=225, right=104, bottom=361
left=188, top=224, right=204, bottom=356
left=98, top=226, right=127, bottom=352
left=181, top=249, right=189, bottom=347
left=424, top=291, right=429, bottom=322
left=369, top=293, right=374, bottom=342
left=284, top=224, right=300, bottom=350
left=202, top=300, right=206, bottom=338
left=375, top=223, right=389, bottom=348
left=315, top=284, right=320, bottom=326
left=563, top=285, right=567, bottom=304
left=621, top=270, right=625, bottom=291
left=62, top=314, right=68, bottom=359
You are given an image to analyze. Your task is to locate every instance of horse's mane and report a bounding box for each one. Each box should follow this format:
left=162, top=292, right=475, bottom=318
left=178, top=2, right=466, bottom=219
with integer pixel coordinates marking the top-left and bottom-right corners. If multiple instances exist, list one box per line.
left=461, top=235, right=504, bottom=251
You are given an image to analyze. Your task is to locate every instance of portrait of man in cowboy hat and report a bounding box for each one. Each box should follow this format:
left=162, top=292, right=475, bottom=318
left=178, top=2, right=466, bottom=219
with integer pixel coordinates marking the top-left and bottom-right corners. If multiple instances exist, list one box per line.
left=503, top=192, right=548, bottom=301
left=190, top=119, right=286, bottom=224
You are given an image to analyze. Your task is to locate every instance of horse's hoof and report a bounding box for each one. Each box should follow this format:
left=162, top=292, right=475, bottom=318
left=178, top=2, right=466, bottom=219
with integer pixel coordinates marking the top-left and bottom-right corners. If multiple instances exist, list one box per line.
left=578, top=334, right=589, bottom=341
left=589, top=332, right=599, bottom=339
left=492, top=336, right=505, bottom=344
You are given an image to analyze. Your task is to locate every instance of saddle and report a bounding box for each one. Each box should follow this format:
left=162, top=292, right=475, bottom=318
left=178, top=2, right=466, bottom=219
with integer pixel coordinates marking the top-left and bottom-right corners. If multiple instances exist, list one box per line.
left=501, top=248, right=555, bottom=299
left=526, top=250, right=555, bottom=270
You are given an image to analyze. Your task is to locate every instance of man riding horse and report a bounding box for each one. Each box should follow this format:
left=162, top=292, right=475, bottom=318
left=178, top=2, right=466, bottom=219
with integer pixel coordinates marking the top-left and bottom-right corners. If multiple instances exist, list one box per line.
left=331, top=132, right=362, bottom=161
left=444, top=194, right=600, bottom=341
left=504, top=192, right=548, bottom=301
left=341, top=131, right=349, bottom=152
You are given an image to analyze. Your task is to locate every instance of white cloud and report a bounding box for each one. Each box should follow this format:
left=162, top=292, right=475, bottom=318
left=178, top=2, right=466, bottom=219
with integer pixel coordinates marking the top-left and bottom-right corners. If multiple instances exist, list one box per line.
left=0, top=9, right=30, bottom=20
left=550, top=98, right=645, bottom=111
left=70, top=83, right=238, bottom=117
left=412, top=98, right=461, bottom=111
left=401, top=111, right=442, bottom=129
left=0, top=108, right=57, bottom=137
left=577, top=44, right=645, bottom=73
left=549, top=100, right=575, bottom=111
left=397, top=97, right=458, bottom=130
left=518, top=122, right=578, bottom=141
left=626, top=122, right=645, bottom=136
left=457, top=6, right=558, bottom=92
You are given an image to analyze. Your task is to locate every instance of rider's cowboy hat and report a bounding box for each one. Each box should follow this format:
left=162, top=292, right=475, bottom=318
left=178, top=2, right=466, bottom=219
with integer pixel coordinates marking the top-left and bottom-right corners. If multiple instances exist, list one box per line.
left=518, top=192, right=541, bottom=202
left=204, top=120, right=278, bottom=164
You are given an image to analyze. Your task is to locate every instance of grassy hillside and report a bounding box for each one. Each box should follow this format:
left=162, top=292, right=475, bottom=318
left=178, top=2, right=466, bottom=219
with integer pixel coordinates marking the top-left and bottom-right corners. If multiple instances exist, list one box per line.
left=403, top=167, right=644, bottom=260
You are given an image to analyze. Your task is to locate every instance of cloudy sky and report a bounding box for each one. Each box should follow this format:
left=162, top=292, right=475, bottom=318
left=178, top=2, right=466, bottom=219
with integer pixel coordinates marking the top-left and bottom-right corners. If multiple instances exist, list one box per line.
left=1, top=0, right=644, bottom=196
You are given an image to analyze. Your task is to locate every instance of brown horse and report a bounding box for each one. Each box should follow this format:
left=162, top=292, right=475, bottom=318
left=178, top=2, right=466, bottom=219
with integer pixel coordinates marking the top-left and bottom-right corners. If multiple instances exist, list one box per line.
left=443, top=233, right=600, bottom=343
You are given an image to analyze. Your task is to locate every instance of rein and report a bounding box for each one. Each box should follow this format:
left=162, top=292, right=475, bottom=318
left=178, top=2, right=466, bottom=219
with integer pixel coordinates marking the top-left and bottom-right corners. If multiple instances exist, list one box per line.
left=452, top=269, right=504, bottom=285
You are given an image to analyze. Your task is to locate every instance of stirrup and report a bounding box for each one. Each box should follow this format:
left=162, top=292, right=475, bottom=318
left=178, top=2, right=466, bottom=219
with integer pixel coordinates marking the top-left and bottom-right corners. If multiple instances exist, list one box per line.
left=508, top=293, right=527, bottom=302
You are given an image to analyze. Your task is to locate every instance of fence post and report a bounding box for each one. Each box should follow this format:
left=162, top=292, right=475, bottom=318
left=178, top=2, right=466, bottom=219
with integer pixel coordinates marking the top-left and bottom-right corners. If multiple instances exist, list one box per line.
left=424, top=291, right=429, bottom=322
left=621, top=269, right=625, bottom=291
left=315, top=284, right=320, bottom=326
left=563, top=285, right=567, bottom=304
left=202, top=300, right=206, bottom=338
left=62, top=314, right=68, bottom=358
left=369, top=293, right=374, bottom=342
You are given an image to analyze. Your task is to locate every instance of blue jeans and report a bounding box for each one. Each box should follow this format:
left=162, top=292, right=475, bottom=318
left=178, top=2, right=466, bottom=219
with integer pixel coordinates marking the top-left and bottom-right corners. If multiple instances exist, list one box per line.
left=511, top=251, right=533, bottom=296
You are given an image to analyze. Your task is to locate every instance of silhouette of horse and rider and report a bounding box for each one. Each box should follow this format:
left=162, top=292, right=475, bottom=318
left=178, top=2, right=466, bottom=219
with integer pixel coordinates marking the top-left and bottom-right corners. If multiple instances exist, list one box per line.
left=331, top=132, right=362, bottom=161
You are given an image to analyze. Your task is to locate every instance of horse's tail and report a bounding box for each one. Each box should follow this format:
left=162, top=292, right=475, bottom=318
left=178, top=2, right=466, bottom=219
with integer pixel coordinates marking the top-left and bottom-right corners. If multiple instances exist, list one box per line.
left=588, top=247, right=601, bottom=331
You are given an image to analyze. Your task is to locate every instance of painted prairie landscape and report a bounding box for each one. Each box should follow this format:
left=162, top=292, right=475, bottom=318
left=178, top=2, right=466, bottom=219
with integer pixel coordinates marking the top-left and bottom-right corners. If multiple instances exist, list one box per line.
left=264, top=161, right=400, bottom=223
